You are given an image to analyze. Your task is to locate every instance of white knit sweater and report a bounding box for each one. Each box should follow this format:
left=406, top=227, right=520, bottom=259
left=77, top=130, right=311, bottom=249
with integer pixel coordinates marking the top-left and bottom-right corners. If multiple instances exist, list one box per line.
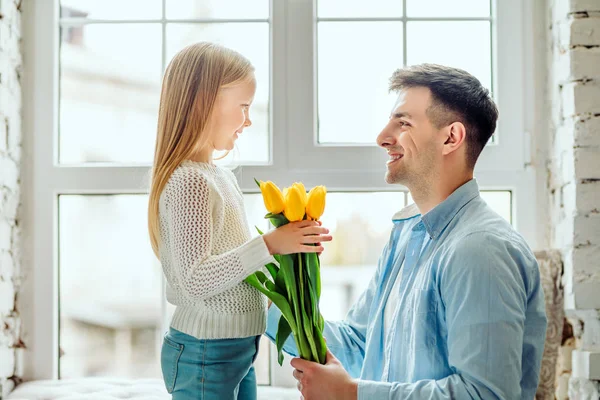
left=158, top=160, right=274, bottom=339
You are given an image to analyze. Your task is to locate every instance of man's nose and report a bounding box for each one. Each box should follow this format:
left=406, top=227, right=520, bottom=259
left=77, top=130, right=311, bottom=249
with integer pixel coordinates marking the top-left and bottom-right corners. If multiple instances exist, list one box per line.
left=376, top=125, right=395, bottom=148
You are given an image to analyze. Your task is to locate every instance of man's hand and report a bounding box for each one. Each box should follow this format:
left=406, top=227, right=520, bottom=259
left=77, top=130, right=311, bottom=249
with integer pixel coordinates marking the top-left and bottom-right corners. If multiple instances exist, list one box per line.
left=291, top=349, right=358, bottom=400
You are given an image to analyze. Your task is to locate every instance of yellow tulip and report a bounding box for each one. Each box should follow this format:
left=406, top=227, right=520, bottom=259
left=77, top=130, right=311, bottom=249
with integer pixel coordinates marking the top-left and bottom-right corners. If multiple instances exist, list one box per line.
left=293, top=182, right=308, bottom=205
left=283, top=185, right=306, bottom=222
left=306, top=186, right=326, bottom=220
left=259, top=181, right=285, bottom=214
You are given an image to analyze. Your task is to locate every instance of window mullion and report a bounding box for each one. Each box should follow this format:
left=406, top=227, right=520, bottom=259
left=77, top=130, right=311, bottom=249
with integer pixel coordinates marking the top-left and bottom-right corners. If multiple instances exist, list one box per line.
left=269, top=0, right=287, bottom=169
left=22, top=0, right=61, bottom=381
left=48, top=166, right=151, bottom=194
left=284, top=0, right=316, bottom=170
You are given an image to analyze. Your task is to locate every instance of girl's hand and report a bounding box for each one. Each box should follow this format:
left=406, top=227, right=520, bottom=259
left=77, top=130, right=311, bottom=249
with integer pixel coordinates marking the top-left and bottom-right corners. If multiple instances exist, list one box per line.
left=262, top=220, right=332, bottom=255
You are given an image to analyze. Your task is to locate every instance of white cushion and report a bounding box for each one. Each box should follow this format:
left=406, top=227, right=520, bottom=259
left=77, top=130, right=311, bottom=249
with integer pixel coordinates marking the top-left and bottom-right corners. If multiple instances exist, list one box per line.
left=7, top=378, right=298, bottom=400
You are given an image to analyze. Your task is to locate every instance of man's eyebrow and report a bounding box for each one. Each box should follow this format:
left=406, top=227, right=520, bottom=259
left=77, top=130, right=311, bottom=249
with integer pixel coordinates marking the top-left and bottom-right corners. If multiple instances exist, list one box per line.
left=391, top=111, right=413, bottom=119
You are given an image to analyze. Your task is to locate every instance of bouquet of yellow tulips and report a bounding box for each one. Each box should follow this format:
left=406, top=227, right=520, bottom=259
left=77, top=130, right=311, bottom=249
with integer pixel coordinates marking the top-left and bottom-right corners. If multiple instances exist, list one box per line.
left=245, top=179, right=328, bottom=365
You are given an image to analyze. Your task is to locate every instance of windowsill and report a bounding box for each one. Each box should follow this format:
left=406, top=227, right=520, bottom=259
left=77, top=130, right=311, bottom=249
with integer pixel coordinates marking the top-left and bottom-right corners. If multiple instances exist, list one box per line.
left=6, top=378, right=299, bottom=400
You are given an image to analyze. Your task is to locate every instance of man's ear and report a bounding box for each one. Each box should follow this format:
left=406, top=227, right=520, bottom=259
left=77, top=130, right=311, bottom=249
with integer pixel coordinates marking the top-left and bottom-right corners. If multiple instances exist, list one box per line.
left=442, top=122, right=466, bottom=156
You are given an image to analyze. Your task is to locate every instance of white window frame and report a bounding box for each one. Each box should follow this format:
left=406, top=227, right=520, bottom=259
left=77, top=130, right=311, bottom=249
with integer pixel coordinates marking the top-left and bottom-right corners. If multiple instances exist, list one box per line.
left=21, top=0, right=538, bottom=384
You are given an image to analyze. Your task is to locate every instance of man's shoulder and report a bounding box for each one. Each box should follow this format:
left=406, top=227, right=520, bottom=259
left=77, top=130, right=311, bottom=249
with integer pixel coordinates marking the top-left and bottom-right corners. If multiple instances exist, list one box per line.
left=448, top=197, right=521, bottom=242
left=439, top=225, right=537, bottom=276
left=437, top=197, right=532, bottom=256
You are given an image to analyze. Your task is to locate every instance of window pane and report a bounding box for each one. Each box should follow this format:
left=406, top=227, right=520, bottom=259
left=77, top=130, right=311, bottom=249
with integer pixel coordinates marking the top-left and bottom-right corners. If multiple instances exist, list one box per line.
left=59, top=195, right=162, bottom=379
left=317, top=22, right=403, bottom=144
left=166, top=24, right=270, bottom=164
left=59, top=192, right=271, bottom=384
left=166, top=0, right=269, bottom=20
left=317, top=0, right=403, bottom=18
left=406, top=0, right=490, bottom=18
left=319, top=192, right=406, bottom=319
left=60, top=0, right=162, bottom=20
left=243, top=193, right=272, bottom=234
left=59, top=24, right=162, bottom=164
left=480, top=191, right=512, bottom=224
left=406, top=21, right=492, bottom=90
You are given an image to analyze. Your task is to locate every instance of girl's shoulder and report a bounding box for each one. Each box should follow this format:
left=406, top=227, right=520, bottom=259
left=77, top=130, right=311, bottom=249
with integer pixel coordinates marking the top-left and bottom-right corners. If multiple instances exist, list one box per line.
left=220, top=166, right=241, bottom=184
left=163, top=163, right=218, bottom=200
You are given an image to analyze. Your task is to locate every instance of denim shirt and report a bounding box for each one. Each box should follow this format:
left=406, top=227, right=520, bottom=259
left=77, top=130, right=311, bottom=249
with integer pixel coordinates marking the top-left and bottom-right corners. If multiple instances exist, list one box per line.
left=266, top=179, right=547, bottom=399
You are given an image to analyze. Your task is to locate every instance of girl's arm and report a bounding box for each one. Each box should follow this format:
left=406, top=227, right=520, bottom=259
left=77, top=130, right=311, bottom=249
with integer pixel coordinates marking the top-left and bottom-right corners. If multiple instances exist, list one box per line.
left=163, top=171, right=274, bottom=300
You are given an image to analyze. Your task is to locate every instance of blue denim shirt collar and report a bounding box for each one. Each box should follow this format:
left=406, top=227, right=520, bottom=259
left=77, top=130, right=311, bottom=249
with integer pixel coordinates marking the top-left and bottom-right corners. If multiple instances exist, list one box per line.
left=392, top=179, right=480, bottom=239
left=422, top=179, right=480, bottom=239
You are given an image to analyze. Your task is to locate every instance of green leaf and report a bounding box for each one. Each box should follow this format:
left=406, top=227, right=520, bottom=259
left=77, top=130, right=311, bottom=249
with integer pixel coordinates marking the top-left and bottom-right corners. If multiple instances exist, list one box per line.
left=267, top=213, right=289, bottom=228
left=244, top=274, right=298, bottom=334
left=244, top=273, right=263, bottom=292
left=254, top=177, right=261, bottom=187
left=249, top=251, right=327, bottom=364
left=255, top=271, right=269, bottom=284
left=254, top=270, right=278, bottom=293
left=305, top=252, right=322, bottom=300
left=306, top=276, right=327, bottom=365
left=247, top=271, right=306, bottom=359
left=274, top=267, right=287, bottom=295
left=265, top=263, right=279, bottom=282
left=303, top=316, right=319, bottom=362
left=314, top=327, right=327, bottom=364
left=275, top=316, right=293, bottom=366
left=246, top=271, right=307, bottom=360
left=298, top=254, right=319, bottom=363
left=254, top=225, right=280, bottom=282
left=280, top=254, right=311, bottom=360
left=304, top=253, right=321, bottom=328
left=319, top=314, right=325, bottom=332
left=264, top=279, right=277, bottom=292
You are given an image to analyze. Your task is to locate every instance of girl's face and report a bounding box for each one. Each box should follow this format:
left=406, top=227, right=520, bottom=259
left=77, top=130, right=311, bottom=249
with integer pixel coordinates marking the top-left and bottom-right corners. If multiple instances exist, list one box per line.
left=208, top=75, right=256, bottom=153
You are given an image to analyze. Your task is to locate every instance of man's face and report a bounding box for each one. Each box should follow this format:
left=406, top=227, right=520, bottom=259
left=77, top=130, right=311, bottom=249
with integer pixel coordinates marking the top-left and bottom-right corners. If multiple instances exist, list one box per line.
left=376, top=87, right=445, bottom=185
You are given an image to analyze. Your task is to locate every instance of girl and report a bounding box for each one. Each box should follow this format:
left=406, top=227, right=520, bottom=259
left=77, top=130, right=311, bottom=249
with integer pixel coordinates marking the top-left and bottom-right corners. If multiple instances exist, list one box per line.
left=148, top=42, right=332, bottom=400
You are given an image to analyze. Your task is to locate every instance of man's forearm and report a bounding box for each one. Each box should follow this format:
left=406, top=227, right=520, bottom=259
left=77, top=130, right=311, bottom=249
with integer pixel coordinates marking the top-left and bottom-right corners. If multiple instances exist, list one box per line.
left=357, top=374, right=504, bottom=400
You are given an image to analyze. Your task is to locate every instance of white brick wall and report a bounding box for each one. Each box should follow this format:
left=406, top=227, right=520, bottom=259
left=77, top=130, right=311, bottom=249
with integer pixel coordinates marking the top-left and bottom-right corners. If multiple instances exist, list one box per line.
left=0, top=0, right=22, bottom=396
left=550, top=0, right=600, bottom=309
left=549, top=0, right=600, bottom=393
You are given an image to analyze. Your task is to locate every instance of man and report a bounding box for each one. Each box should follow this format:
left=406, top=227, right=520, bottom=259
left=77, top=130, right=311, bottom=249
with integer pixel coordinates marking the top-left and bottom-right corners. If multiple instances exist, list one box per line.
left=265, top=64, right=547, bottom=399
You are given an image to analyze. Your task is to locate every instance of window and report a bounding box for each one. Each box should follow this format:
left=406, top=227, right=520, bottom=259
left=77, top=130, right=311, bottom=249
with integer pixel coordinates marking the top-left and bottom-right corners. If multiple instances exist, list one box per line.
left=23, top=0, right=536, bottom=385
left=56, top=0, right=272, bottom=382
left=316, top=1, right=492, bottom=145
left=58, top=0, right=270, bottom=165
left=58, top=195, right=162, bottom=378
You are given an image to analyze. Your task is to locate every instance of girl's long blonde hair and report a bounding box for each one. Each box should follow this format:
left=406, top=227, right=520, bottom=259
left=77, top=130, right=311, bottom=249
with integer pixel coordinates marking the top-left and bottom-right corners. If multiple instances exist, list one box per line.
left=148, top=42, right=254, bottom=257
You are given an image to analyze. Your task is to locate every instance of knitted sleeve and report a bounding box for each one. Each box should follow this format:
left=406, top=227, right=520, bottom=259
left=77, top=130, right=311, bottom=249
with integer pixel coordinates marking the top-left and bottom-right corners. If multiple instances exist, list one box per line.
left=162, top=168, right=273, bottom=300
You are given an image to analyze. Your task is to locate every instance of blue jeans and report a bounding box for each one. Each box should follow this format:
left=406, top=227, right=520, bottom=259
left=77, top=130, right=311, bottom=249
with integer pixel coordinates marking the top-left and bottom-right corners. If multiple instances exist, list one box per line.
left=161, top=328, right=261, bottom=400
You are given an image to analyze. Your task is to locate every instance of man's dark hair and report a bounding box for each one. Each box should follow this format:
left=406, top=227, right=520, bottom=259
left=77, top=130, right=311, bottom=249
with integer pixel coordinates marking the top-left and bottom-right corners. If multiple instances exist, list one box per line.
left=389, top=63, right=499, bottom=169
